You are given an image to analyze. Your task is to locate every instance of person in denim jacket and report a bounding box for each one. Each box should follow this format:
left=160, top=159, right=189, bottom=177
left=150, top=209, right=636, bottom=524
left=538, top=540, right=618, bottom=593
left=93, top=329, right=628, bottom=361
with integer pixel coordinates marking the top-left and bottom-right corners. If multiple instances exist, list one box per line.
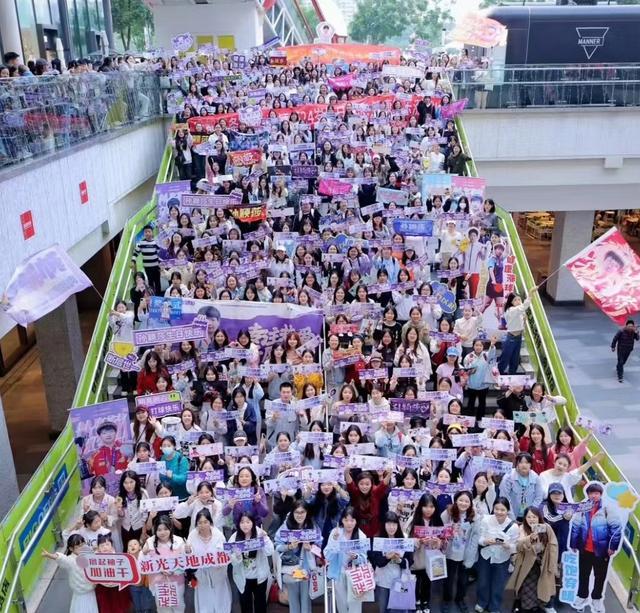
left=499, top=453, right=543, bottom=521
left=569, top=482, right=622, bottom=613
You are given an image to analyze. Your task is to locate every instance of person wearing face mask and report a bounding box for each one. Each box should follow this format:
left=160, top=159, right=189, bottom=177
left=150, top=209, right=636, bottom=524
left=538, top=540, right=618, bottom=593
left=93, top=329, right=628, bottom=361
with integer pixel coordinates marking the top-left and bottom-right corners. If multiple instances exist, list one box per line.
left=158, top=436, right=190, bottom=501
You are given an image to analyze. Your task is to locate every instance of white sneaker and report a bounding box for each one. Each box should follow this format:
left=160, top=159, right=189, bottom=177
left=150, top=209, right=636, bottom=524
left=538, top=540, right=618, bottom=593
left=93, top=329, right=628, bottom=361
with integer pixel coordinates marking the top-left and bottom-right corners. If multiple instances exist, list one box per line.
left=590, top=598, right=605, bottom=613
left=475, top=606, right=484, bottom=613
left=544, top=608, right=557, bottom=613
left=573, top=596, right=590, bottom=611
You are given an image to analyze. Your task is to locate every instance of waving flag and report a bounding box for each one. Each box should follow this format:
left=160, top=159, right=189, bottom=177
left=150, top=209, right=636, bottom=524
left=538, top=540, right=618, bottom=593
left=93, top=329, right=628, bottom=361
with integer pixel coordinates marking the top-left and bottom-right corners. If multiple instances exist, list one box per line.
left=2, top=245, right=92, bottom=326
left=450, top=14, right=508, bottom=48
left=565, top=227, right=640, bottom=325
left=440, top=98, right=468, bottom=120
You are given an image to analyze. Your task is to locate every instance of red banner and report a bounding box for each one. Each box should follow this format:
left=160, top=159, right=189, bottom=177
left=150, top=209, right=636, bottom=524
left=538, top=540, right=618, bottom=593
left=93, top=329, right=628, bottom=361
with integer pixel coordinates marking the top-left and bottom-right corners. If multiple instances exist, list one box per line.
left=230, top=204, right=267, bottom=223
left=228, top=149, right=263, bottom=167
left=565, top=227, right=640, bottom=324
left=187, top=95, right=422, bottom=135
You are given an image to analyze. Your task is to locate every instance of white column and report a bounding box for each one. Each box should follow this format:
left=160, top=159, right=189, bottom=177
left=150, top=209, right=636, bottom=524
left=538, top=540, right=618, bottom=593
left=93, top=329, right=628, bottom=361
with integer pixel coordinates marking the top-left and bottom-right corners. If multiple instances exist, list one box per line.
left=546, top=210, right=594, bottom=304
left=0, top=1, right=23, bottom=61
left=0, top=397, right=20, bottom=518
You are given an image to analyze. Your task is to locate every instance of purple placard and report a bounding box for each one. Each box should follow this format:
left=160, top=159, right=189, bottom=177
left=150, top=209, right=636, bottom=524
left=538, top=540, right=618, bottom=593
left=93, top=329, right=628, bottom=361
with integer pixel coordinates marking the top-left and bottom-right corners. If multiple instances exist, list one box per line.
left=135, top=391, right=183, bottom=418
left=291, top=165, right=319, bottom=178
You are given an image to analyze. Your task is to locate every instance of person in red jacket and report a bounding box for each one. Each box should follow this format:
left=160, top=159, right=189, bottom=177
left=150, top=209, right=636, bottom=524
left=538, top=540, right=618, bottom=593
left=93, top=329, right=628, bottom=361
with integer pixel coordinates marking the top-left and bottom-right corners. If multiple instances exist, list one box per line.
left=519, top=424, right=554, bottom=474
left=136, top=350, right=168, bottom=395
left=344, top=469, right=392, bottom=538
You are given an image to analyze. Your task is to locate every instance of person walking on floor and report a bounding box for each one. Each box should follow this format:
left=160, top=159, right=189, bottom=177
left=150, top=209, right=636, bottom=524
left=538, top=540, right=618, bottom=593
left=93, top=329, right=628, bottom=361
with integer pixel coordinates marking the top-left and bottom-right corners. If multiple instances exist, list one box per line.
left=610, top=319, right=638, bottom=383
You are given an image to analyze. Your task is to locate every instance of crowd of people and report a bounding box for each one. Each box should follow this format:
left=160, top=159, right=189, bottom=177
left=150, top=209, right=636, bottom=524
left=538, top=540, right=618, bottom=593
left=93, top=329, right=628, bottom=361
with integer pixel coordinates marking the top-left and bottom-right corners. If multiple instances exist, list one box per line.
left=46, top=41, right=615, bottom=613
left=0, top=51, right=160, bottom=167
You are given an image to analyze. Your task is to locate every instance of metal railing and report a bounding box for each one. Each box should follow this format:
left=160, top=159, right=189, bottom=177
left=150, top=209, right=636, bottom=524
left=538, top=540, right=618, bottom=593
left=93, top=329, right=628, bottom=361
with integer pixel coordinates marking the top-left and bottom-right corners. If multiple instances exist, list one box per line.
left=455, top=112, right=640, bottom=610
left=0, top=71, right=163, bottom=169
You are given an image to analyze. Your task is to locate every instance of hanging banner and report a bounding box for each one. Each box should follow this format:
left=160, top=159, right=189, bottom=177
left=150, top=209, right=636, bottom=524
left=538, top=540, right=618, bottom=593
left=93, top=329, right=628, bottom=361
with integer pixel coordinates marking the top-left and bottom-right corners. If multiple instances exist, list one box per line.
left=564, top=227, right=640, bottom=325
left=2, top=245, right=92, bottom=326
left=450, top=14, right=508, bottom=48
left=280, top=43, right=402, bottom=65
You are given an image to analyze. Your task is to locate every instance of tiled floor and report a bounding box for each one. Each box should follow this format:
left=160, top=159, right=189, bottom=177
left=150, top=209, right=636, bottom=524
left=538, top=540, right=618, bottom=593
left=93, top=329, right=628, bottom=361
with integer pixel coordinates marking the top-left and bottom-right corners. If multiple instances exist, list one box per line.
left=545, top=298, right=640, bottom=493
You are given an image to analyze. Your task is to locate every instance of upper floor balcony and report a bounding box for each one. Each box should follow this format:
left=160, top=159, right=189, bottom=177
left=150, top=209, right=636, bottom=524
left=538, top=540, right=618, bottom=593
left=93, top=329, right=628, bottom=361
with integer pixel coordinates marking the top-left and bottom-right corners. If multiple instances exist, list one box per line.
left=0, top=71, right=163, bottom=171
left=450, top=63, right=640, bottom=109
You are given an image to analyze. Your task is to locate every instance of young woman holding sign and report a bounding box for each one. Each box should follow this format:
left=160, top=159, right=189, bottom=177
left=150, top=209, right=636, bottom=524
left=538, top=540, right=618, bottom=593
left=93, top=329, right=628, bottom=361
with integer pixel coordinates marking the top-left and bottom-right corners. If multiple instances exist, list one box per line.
left=143, top=515, right=187, bottom=613
left=228, top=511, right=275, bottom=613
left=186, top=508, right=231, bottom=613
left=274, top=501, right=322, bottom=613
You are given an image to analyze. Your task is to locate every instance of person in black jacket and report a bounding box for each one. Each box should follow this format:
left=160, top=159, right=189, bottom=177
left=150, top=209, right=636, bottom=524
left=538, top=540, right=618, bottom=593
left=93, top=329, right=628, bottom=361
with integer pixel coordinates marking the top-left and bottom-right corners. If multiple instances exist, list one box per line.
left=611, top=319, right=639, bottom=382
left=446, top=144, right=471, bottom=176
left=417, top=95, right=436, bottom=125
left=369, top=511, right=414, bottom=612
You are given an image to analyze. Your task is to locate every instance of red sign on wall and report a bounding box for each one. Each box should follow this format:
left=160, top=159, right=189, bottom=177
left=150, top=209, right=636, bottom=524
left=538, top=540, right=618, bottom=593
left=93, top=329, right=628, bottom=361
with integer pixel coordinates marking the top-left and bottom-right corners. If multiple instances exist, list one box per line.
left=79, top=180, right=89, bottom=204
left=20, top=211, right=35, bottom=240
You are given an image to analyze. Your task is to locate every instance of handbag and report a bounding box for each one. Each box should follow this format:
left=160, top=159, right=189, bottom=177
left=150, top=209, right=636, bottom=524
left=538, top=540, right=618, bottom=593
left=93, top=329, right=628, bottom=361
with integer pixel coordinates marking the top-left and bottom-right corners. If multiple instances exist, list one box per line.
left=309, top=568, right=325, bottom=600
left=388, top=566, right=417, bottom=610
left=346, top=556, right=376, bottom=602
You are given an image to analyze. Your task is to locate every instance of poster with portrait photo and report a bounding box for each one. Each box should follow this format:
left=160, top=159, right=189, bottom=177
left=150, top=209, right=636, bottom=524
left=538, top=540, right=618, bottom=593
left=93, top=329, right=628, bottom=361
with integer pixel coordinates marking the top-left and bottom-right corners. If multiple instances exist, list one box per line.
left=474, top=236, right=516, bottom=337
left=560, top=480, right=639, bottom=611
left=70, top=398, right=134, bottom=494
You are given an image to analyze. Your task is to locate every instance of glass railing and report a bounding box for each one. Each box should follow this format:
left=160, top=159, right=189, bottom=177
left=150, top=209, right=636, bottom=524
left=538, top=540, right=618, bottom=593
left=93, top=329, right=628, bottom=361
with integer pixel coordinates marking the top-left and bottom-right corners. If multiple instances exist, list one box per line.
left=450, top=63, right=640, bottom=108
left=455, top=115, right=640, bottom=609
left=0, top=146, right=173, bottom=613
left=0, top=71, right=163, bottom=169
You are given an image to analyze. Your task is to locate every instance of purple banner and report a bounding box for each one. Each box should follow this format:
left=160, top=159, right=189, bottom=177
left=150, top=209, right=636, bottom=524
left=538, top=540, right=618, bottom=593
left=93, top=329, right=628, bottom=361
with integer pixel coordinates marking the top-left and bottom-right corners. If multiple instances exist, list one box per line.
left=3, top=245, right=92, bottom=326
left=135, top=391, right=183, bottom=418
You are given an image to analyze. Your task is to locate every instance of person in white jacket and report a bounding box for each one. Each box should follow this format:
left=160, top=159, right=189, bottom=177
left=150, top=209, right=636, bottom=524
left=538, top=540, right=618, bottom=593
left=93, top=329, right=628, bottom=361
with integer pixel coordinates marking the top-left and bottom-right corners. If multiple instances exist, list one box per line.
left=228, top=512, right=275, bottom=612
left=174, top=481, right=224, bottom=531
left=476, top=497, right=520, bottom=613
left=323, top=507, right=370, bottom=613
left=441, top=491, right=480, bottom=612
left=186, top=508, right=232, bottom=613
left=42, top=534, right=98, bottom=613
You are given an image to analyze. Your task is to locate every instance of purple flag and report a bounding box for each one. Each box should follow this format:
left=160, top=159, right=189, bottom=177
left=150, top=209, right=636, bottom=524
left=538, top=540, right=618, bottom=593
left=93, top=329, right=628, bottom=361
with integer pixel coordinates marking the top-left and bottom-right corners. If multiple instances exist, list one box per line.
left=2, top=244, right=92, bottom=326
left=439, top=98, right=468, bottom=120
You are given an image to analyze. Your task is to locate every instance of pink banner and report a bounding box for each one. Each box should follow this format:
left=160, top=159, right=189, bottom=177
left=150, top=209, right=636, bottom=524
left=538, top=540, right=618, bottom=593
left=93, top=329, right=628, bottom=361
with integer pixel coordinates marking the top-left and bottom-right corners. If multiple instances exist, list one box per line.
left=318, top=178, right=353, bottom=196
left=328, top=73, right=356, bottom=91
left=450, top=14, right=508, bottom=48
left=565, top=227, right=640, bottom=325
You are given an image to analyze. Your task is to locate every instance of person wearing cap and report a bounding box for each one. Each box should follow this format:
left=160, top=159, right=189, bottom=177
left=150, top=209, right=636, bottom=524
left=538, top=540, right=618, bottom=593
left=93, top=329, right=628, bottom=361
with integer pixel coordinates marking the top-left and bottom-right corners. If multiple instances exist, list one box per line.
left=436, top=345, right=465, bottom=398
left=270, top=244, right=294, bottom=278
left=88, top=421, right=130, bottom=477
left=570, top=482, right=622, bottom=613
left=541, top=482, right=572, bottom=568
